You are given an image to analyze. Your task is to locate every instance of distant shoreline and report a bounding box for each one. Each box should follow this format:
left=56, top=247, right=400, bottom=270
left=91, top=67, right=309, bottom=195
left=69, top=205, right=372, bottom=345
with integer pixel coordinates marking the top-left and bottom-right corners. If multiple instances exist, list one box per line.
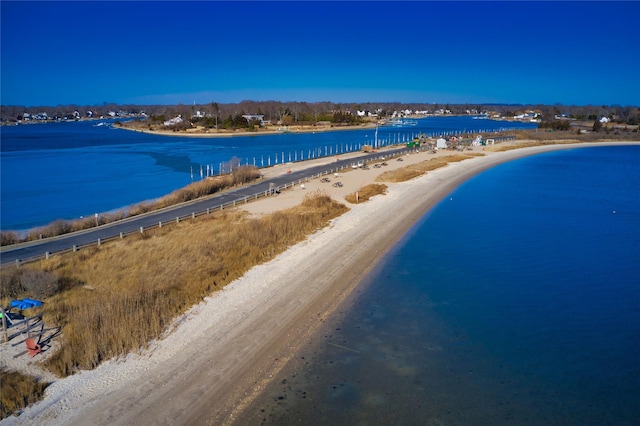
left=115, top=121, right=378, bottom=138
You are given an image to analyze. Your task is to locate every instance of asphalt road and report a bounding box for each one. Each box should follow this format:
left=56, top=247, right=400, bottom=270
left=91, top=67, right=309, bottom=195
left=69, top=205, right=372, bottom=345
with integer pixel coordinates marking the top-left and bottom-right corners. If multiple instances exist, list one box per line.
left=1, top=148, right=408, bottom=266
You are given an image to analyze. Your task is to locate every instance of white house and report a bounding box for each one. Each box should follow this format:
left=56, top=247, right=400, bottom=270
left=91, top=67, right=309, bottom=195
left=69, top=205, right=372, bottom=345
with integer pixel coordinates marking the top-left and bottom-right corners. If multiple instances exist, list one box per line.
left=164, top=115, right=184, bottom=126
left=242, top=114, right=265, bottom=125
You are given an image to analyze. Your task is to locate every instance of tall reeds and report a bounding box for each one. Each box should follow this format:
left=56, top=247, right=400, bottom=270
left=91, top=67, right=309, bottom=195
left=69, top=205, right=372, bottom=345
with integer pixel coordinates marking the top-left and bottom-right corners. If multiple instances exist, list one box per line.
left=0, top=370, right=49, bottom=419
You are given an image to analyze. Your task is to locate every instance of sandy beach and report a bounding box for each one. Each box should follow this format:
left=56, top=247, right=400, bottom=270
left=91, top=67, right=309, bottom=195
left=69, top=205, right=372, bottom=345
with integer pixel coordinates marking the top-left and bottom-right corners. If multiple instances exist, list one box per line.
left=2, top=140, right=636, bottom=425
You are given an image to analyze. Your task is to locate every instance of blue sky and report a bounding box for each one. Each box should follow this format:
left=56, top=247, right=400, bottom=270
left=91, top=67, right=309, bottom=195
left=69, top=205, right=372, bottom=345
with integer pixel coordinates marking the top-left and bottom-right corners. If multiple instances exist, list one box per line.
left=2, top=1, right=639, bottom=107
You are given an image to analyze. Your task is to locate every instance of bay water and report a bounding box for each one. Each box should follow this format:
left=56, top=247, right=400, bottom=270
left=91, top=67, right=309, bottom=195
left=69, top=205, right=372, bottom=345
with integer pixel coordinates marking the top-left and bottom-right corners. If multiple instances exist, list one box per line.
left=238, top=145, right=640, bottom=425
left=0, top=116, right=534, bottom=231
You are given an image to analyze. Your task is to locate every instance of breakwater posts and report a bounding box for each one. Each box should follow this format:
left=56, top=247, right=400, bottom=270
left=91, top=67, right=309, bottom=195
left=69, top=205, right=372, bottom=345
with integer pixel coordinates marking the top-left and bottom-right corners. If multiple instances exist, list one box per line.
left=0, top=144, right=452, bottom=267
left=203, top=128, right=528, bottom=176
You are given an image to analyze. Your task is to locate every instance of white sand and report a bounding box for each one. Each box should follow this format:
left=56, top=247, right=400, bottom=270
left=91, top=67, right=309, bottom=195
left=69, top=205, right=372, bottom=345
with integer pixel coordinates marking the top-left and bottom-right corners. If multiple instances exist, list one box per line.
left=2, top=141, right=635, bottom=425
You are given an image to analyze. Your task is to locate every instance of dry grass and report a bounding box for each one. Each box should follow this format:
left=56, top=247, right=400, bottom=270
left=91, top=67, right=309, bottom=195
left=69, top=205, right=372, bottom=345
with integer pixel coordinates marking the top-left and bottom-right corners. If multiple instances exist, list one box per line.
left=0, top=369, right=50, bottom=419
left=484, top=140, right=578, bottom=152
left=127, top=167, right=260, bottom=216
left=375, top=154, right=484, bottom=183
left=344, top=184, right=388, bottom=204
left=9, top=192, right=348, bottom=377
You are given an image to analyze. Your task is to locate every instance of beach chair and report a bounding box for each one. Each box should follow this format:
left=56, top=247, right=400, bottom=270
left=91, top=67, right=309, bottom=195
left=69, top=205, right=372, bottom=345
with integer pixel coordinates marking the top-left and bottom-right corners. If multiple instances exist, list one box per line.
left=26, top=337, right=41, bottom=357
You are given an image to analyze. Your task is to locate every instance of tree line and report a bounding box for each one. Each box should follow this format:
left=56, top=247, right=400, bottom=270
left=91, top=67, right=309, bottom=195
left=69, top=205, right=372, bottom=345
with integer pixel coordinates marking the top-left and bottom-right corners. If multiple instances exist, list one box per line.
left=2, top=101, right=639, bottom=126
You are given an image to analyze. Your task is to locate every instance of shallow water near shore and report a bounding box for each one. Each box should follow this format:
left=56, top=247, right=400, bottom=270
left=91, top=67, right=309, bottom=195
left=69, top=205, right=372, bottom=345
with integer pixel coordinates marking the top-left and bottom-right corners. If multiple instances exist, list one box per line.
left=238, top=145, right=640, bottom=425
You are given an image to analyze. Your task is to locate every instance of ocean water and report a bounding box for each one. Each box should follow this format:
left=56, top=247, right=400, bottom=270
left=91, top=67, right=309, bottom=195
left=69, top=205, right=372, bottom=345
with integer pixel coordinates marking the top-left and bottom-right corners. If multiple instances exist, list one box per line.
left=0, top=116, right=534, bottom=231
left=237, top=145, right=640, bottom=425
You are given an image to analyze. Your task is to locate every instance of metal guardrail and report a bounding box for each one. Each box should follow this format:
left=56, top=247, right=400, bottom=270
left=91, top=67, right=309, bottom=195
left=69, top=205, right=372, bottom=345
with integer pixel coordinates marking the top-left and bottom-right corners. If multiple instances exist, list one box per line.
left=7, top=150, right=415, bottom=267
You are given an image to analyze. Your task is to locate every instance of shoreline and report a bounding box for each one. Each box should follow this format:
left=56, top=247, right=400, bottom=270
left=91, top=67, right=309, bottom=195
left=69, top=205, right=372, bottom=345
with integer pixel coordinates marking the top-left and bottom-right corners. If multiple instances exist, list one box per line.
left=116, top=121, right=378, bottom=138
left=2, top=141, right=638, bottom=425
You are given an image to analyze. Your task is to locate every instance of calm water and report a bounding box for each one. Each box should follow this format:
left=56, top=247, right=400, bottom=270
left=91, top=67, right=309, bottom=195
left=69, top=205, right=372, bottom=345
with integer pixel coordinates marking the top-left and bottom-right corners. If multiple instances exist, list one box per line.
left=237, top=145, right=640, bottom=425
left=0, top=116, right=534, bottom=231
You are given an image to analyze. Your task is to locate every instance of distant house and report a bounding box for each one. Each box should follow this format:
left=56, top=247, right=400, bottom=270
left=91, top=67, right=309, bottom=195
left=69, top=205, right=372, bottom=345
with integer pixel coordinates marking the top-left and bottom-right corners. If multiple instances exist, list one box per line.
left=242, top=114, right=265, bottom=125
left=164, top=115, right=184, bottom=126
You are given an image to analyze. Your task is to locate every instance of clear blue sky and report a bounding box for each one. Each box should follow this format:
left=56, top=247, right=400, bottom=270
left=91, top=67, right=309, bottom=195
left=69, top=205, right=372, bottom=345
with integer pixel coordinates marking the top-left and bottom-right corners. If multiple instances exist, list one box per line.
left=2, top=1, right=639, bottom=107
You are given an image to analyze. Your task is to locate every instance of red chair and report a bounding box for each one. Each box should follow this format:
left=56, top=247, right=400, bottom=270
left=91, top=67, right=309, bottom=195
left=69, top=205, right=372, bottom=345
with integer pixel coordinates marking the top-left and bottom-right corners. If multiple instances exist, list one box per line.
left=26, top=338, right=41, bottom=357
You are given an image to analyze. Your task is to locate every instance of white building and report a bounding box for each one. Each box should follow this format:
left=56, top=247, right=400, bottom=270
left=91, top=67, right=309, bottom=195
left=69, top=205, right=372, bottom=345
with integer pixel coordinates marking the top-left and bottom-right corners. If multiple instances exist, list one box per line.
left=242, top=114, right=265, bottom=125
left=164, top=115, right=184, bottom=126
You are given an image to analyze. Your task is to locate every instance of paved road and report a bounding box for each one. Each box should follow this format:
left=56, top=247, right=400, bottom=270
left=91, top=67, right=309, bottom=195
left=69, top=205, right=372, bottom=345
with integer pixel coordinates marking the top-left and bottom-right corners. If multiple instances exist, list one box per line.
left=1, top=148, right=408, bottom=266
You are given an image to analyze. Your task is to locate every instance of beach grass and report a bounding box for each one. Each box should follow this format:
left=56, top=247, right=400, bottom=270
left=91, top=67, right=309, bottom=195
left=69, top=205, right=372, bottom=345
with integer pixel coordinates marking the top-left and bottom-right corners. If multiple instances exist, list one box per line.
left=344, top=184, right=388, bottom=204
left=7, top=192, right=348, bottom=377
left=0, top=369, right=50, bottom=419
left=485, top=139, right=578, bottom=152
left=375, top=153, right=484, bottom=183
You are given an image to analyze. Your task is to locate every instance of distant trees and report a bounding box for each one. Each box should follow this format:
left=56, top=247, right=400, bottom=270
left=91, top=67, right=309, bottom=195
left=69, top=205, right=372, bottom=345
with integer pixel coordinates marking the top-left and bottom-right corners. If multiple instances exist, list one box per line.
left=221, top=113, right=251, bottom=130
left=150, top=114, right=167, bottom=123
left=538, top=119, right=571, bottom=131
left=617, top=106, right=640, bottom=125
left=210, top=102, right=220, bottom=129
left=2, top=102, right=639, bottom=128
left=592, top=119, right=603, bottom=132
left=332, top=111, right=363, bottom=124
left=193, top=116, right=217, bottom=129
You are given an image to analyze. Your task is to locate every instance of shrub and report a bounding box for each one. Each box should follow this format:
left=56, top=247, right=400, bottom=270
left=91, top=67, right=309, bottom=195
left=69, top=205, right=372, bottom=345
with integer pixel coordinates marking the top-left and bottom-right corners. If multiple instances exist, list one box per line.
left=344, top=184, right=388, bottom=204
left=0, top=369, right=50, bottom=419
left=0, top=266, right=59, bottom=299
left=0, top=231, right=20, bottom=246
